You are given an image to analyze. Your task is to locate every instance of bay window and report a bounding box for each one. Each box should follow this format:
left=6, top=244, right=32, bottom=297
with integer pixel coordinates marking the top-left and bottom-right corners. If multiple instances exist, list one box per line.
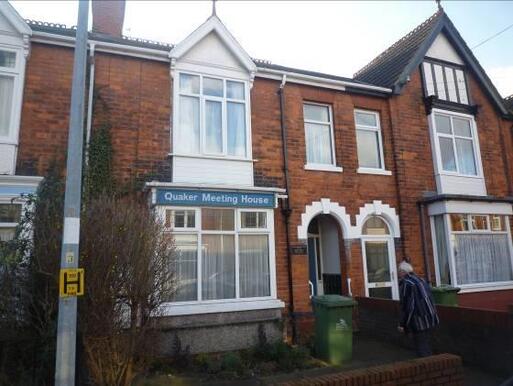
left=432, top=213, right=513, bottom=288
left=165, top=208, right=274, bottom=305
left=0, top=48, right=19, bottom=142
left=432, top=111, right=480, bottom=176
left=175, top=72, right=248, bottom=158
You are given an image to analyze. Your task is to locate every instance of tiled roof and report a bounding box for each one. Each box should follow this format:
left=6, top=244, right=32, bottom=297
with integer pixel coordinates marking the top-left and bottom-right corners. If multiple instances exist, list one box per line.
left=505, top=95, right=513, bottom=113
left=354, top=10, right=443, bottom=89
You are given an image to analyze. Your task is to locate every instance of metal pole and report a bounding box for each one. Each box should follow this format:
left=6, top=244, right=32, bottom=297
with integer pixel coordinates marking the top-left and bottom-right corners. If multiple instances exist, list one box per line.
left=54, top=1, right=89, bottom=385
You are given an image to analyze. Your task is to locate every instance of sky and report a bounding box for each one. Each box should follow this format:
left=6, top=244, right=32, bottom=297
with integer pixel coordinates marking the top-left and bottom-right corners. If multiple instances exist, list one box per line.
left=11, top=0, right=513, bottom=97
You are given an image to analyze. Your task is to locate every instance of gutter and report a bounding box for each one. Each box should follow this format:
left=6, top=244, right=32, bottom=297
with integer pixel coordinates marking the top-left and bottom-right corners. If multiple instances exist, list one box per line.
left=278, top=74, right=298, bottom=344
left=144, top=181, right=286, bottom=193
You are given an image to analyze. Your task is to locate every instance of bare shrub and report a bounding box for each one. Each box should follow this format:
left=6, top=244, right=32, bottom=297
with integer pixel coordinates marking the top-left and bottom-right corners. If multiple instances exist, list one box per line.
left=79, top=195, right=175, bottom=386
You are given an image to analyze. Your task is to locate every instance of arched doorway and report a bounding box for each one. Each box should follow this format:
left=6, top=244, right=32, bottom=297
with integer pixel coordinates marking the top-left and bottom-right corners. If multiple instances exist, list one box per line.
left=361, top=216, right=399, bottom=300
left=307, top=214, right=345, bottom=297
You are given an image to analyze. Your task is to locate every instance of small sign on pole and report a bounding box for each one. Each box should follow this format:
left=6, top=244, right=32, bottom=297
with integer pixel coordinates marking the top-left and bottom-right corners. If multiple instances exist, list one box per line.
left=59, top=268, right=85, bottom=297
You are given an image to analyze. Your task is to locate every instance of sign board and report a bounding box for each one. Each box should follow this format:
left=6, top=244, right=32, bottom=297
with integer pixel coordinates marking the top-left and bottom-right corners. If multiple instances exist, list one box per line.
left=290, top=244, right=308, bottom=255
left=59, top=268, right=84, bottom=297
left=156, top=189, right=275, bottom=208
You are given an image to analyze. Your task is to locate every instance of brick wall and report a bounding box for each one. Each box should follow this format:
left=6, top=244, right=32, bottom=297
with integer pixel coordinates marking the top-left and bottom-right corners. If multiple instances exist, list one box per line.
left=275, top=354, right=463, bottom=386
left=356, top=296, right=513, bottom=376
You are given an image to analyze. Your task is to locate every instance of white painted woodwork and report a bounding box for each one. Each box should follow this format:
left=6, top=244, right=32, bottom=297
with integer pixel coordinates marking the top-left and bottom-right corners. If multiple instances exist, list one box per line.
left=426, top=33, right=464, bottom=65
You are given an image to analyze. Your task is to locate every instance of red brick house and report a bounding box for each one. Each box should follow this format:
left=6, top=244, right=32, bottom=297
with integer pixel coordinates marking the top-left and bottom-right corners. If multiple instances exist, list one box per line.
left=1, top=1, right=512, bottom=352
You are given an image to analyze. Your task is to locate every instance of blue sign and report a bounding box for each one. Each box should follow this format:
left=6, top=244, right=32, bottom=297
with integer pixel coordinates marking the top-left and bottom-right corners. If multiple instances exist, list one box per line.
left=156, top=189, right=275, bottom=208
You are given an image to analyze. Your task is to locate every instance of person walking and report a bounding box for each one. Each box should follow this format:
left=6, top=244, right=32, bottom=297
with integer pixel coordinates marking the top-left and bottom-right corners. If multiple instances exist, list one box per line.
left=397, top=261, right=439, bottom=357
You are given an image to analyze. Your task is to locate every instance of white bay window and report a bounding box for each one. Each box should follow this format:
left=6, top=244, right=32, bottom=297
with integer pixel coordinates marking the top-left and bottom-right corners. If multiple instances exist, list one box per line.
left=175, top=72, right=248, bottom=158
left=0, top=47, right=21, bottom=143
left=164, top=208, right=276, bottom=309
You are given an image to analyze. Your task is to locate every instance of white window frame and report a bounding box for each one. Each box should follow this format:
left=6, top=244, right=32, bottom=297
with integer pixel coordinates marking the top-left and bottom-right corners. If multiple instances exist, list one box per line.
left=0, top=199, right=23, bottom=242
left=303, top=102, right=342, bottom=173
left=431, top=213, right=513, bottom=292
left=429, top=108, right=484, bottom=179
left=160, top=206, right=281, bottom=315
left=354, top=109, right=390, bottom=175
left=172, top=70, right=252, bottom=161
left=0, top=44, right=24, bottom=145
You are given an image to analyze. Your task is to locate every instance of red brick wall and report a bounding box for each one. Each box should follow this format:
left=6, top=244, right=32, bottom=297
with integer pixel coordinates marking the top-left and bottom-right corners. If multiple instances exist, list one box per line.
left=277, top=354, right=463, bottom=386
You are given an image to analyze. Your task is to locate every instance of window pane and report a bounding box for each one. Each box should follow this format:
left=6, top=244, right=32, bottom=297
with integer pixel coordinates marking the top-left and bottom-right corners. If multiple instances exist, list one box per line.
left=368, top=287, right=392, bottom=299
left=0, top=50, right=16, bottom=68
left=450, top=214, right=469, bottom=231
left=165, top=210, right=195, bottom=228
left=455, top=70, right=468, bottom=104
left=423, top=62, right=435, bottom=96
left=241, top=212, right=267, bottom=229
left=454, top=234, right=513, bottom=284
left=227, top=102, right=246, bottom=157
left=435, top=114, right=451, bottom=134
left=364, top=241, right=391, bottom=282
left=455, top=138, right=477, bottom=175
left=204, top=77, right=223, bottom=97
left=171, top=234, right=198, bottom=301
left=239, top=235, right=270, bottom=298
left=0, top=76, right=14, bottom=137
left=305, top=122, right=333, bottom=165
left=445, top=67, right=458, bottom=102
left=434, top=215, right=451, bottom=285
left=355, top=111, right=377, bottom=127
left=433, top=64, right=447, bottom=100
left=0, top=228, right=16, bottom=242
left=177, top=96, right=199, bottom=153
left=202, top=208, right=234, bottom=231
left=0, top=204, right=21, bottom=223
left=491, top=215, right=505, bottom=232
left=439, top=137, right=457, bottom=172
left=471, top=215, right=488, bottom=231
left=205, top=100, right=222, bottom=153
left=304, top=104, right=329, bottom=122
left=362, top=216, right=389, bottom=235
left=227, top=81, right=244, bottom=99
left=202, top=235, right=235, bottom=300
left=179, top=73, right=199, bottom=94
left=357, top=130, right=381, bottom=168
left=453, top=118, right=472, bottom=137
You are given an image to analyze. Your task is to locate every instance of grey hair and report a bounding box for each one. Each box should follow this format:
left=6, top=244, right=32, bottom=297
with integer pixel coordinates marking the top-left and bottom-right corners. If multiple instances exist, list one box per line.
left=398, top=261, right=414, bottom=273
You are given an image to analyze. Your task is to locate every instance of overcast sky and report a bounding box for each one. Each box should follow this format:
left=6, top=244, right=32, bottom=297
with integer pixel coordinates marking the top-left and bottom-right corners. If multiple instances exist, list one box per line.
left=11, top=0, right=513, bottom=97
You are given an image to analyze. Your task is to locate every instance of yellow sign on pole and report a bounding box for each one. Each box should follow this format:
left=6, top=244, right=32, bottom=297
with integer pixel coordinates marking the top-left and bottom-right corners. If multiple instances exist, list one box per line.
left=59, top=268, right=85, bottom=297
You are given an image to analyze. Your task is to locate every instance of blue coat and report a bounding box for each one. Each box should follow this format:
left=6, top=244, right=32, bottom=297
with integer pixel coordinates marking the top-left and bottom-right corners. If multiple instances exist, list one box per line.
left=399, top=273, right=439, bottom=333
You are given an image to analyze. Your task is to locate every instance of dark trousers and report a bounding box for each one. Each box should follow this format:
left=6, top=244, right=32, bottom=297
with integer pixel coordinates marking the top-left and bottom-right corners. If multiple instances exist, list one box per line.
left=412, top=330, right=432, bottom=357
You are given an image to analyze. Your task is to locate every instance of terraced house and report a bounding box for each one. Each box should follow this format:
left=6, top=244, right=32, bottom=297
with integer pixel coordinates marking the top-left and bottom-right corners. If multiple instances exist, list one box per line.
left=1, top=1, right=512, bottom=352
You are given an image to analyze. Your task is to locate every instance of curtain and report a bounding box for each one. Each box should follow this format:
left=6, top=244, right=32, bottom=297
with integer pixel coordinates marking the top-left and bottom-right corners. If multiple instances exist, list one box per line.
left=434, top=215, right=451, bottom=285
left=0, top=228, right=15, bottom=242
left=454, top=234, right=513, bottom=285
left=439, top=137, right=457, bottom=172
left=177, top=95, right=199, bottom=153
left=0, top=75, right=14, bottom=137
left=171, top=234, right=198, bottom=301
left=356, top=130, right=380, bottom=168
left=205, top=100, right=222, bottom=153
left=227, top=102, right=246, bottom=157
left=306, top=122, right=332, bottom=164
left=239, top=235, right=270, bottom=298
left=202, top=235, right=235, bottom=300
left=455, top=138, right=477, bottom=175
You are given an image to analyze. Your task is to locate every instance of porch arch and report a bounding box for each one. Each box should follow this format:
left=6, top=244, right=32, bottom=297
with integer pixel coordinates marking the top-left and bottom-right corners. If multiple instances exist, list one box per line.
left=297, top=198, right=353, bottom=241
left=354, top=200, right=401, bottom=237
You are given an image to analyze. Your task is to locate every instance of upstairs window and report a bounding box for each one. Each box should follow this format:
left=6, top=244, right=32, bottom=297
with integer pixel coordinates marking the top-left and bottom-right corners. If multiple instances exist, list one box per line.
left=432, top=112, right=479, bottom=176
left=175, top=72, right=248, bottom=158
left=0, top=48, right=19, bottom=141
left=354, top=110, right=385, bottom=171
left=303, top=103, right=336, bottom=166
left=422, top=61, right=469, bottom=104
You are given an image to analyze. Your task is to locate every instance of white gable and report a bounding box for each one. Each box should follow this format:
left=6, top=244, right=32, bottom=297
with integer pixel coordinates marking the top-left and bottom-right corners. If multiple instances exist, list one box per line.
left=426, top=33, right=463, bottom=65
left=181, top=31, right=243, bottom=71
left=0, top=11, right=16, bottom=35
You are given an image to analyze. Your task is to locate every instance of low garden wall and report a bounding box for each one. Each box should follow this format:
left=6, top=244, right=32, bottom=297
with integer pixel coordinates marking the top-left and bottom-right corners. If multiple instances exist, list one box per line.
left=275, top=354, right=463, bottom=386
left=356, top=296, right=513, bottom=376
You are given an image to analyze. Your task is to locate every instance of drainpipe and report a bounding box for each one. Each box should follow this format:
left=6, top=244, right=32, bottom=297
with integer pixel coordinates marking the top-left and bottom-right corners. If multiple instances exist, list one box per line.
left=85, top=42, right=96, bottom=163
left=417, top=201, right=432, bottom=283
left=278, top=74, right=297, bottom=344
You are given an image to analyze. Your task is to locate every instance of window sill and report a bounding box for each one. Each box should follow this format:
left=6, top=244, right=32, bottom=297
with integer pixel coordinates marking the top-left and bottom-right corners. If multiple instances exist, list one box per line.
left=437, top=172, right=483, bottom=180
left=357, top=167, right=392, bottom=176
left=160, top=298, right=285, bottom=316
left=304, top=164, right=343, bottom=173
left=457, top=282, right=513, bottom=294
left=170, top=153, right=255, bottom=163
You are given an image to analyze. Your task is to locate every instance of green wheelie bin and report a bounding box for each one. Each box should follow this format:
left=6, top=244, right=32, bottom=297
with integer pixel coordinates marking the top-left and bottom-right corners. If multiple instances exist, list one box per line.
left=312, top=295, right=357, bottom=365
left=431, top=285, right=460, bottom=306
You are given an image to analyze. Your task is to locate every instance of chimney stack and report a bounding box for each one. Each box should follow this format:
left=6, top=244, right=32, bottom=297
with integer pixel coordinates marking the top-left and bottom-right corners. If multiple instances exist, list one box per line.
left=92, top=0, right=125, bottom=36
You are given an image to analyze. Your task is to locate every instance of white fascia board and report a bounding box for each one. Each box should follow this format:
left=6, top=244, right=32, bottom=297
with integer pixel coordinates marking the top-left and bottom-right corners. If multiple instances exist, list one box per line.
left=31, top=31, right=170, bottom=62
left=427, top=200, right=513, bottom=216
left=145, top=181, right=286, bottom=194
left=169, top=15, right=256, bottom=73
left=0, top=2, right=32, bottom=36
left=256, top=67, right=392, bottom=94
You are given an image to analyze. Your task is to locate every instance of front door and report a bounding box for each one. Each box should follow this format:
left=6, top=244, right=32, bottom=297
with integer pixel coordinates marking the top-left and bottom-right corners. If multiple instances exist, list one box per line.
left=362, top=239, right=398, bottom=299
left=307, top=235, right=323, bottom=297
